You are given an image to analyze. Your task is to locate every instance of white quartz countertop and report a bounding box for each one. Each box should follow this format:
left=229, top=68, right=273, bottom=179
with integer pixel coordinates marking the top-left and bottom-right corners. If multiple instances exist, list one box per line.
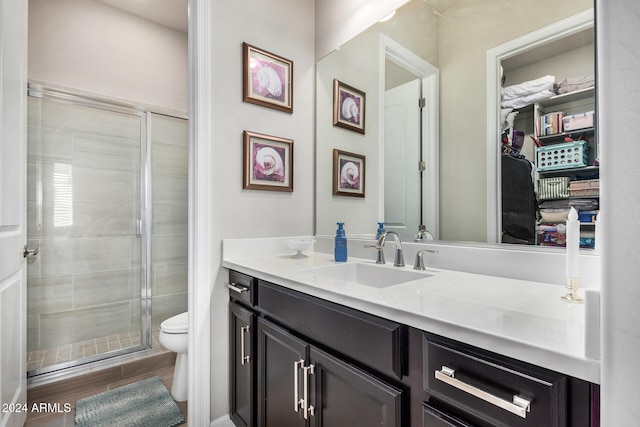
left=222, top=243, right=600, bottom=384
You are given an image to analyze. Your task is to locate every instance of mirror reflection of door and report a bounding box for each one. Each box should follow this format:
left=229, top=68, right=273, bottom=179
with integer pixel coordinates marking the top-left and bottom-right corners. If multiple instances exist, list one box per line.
left=384, top=71, right=421, bottom=241
left=382, top=37, right=439, bottom=243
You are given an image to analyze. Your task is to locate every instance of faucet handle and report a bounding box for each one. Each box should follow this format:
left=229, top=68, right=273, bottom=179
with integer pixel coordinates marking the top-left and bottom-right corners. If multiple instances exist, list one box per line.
left=364, top=244, right=386, bottom=265
left=414, top=249, right=438, bottom=270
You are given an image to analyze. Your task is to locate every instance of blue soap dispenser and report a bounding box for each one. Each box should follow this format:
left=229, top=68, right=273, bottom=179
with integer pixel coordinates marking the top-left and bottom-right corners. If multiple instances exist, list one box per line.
left=376, top=222, right=386, bottom=239
left=335, top=222, right=348, bottom=262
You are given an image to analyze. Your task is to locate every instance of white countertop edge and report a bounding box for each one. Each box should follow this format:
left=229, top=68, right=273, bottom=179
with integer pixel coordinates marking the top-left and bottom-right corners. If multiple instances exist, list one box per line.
left=222, top=257, right=601, bottom=384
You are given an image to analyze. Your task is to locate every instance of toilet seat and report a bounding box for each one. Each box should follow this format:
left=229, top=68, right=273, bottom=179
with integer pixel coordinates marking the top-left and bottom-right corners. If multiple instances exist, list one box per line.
left=160, top=312, right=188, bottom=334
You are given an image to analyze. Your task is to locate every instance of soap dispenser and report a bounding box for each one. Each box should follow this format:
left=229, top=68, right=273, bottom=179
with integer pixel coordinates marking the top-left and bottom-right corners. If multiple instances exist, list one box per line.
left=376, top=222, right=386, bottom=239
left=335, top=222, right=348, bottom=262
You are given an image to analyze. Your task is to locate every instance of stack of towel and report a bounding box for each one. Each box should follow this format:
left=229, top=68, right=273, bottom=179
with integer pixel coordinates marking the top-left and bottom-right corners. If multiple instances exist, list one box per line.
left=556, top=76, right=595, bottom=94
left=501, top=75, right=595, bottom=109
left=501, top=75, right=556, bottom=109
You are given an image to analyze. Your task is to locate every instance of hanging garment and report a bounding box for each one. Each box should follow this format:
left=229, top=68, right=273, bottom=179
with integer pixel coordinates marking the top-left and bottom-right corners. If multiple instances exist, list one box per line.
left=501, top=154, right=538, bottom=244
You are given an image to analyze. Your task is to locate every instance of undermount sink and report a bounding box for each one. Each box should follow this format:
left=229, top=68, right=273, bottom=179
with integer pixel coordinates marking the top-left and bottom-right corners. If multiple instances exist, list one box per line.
left=306, top=262, right=433, bottom=288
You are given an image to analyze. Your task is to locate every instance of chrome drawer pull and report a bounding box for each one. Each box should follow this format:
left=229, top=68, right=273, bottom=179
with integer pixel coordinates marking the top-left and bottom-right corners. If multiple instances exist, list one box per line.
left=435, top=366, right=531, bottom=419
left=228, top=283, right=249, bottom=293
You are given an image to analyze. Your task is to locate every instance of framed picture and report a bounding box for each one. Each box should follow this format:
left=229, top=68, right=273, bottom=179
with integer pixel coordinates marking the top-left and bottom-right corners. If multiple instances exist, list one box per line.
left=243, top=42, right=293, bottom=113
left=333, top=149, right=365, bottom=197
left=333, top=79, right=366, bottom=134
left=243, top=131, right=293, bottom=192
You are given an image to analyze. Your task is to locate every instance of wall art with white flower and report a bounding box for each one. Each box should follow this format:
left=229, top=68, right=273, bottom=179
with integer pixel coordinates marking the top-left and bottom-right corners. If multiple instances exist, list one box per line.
left=333, top=79, right=365, bottom=134
left=243, top=131, right=293, bottom=192
left=333, top=149, right=365, bottom=197
left=243, top=42, right=293, bottom=113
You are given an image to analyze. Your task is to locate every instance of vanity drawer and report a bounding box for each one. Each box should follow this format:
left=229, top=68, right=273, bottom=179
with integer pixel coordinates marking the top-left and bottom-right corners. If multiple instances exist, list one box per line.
left=228, top=270, right=257, bottom=307
left=423, top=334, right=567, bottom=427
left=422, top=403, right=475, bottom=427
left=258, top=280, right=407, bottom=379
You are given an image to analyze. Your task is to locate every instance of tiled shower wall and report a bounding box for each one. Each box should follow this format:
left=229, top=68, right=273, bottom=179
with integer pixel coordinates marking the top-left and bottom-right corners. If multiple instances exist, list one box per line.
left=149, top=113, right=188, bottom=326
left=26, top=96, right=187, bottom=356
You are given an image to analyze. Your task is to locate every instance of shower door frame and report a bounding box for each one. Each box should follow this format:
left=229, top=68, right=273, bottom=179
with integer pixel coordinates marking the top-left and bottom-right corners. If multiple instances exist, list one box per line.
left=25, top=84, right=177, bottom=378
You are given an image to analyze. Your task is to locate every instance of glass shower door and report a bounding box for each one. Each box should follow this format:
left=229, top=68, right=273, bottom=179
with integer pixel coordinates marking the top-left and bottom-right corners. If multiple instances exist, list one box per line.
left=26, top=93, right=147, bottom=376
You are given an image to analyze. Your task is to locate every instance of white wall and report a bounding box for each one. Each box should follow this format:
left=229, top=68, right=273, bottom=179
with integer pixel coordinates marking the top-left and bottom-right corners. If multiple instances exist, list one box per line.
left=209, top=0, right=316, bottom=420
left=315, top=0, right=408, bottom=60
left=598, top=0, right=640, bottom=424
left=28, top=0, right=188, bottom=113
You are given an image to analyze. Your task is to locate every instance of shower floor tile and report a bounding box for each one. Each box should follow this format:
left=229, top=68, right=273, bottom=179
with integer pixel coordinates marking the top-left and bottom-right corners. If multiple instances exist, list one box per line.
left=27, top=327, right=161, bottom=373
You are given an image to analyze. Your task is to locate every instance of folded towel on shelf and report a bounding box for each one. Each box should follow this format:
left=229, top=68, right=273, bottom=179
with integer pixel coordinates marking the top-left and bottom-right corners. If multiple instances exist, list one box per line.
left=556, top=76, right=594, bottom=94
left=501, top=75, right=556, bottom=108
left=502, top=89, right=556, bottom=109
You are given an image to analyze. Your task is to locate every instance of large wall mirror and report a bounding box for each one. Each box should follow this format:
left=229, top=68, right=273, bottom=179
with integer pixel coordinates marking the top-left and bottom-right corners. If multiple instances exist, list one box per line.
left=316, top=0, right=596, bottom=249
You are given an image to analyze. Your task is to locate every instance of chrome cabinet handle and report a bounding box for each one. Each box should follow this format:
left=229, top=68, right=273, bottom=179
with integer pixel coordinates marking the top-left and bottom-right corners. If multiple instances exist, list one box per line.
left=435, top=366, right=531, bottom=419
left=293, top=359, right=304, bottom=412
left=303, top=364, right=315, bottom=419
left=240, top=325, right=250, bottom=365
left=227, top=283, right=249, bottom=293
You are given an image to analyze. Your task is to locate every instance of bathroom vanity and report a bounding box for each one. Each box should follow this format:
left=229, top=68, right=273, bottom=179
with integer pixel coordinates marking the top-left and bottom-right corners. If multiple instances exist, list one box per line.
left=223, top=240, right=600, bottom=427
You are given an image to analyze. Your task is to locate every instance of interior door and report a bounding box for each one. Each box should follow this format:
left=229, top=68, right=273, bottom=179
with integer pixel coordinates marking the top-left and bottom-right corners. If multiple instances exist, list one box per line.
left=384, top=79, right=422, bottom=240
left=0, top=0, right=28, bottom=425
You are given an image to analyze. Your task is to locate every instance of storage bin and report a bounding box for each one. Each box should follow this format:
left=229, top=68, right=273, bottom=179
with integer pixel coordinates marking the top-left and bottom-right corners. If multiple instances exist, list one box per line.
left=536, top=141, right=588, bottom=171
left=568, top=179, right=599, bottom=198
left=563, top=110, right=595, bottom=131
left=578, top=210, right=598, bottom=223
left=538, top=176, right=570, bottom=200
left=569, top=179, right=599, bottom=190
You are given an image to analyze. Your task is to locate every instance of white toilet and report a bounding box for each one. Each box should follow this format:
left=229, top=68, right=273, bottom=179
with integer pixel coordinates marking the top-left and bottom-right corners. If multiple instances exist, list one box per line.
left=159, top=311, right=189, bottom=401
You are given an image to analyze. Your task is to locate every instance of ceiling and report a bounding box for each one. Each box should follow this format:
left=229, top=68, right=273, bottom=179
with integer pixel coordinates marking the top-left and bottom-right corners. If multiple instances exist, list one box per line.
left=96, top=0, right=188, bottom=33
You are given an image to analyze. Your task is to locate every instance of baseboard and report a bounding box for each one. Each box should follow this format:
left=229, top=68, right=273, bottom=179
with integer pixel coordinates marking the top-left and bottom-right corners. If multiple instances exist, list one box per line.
left=211, top=414, right=234, bottom=427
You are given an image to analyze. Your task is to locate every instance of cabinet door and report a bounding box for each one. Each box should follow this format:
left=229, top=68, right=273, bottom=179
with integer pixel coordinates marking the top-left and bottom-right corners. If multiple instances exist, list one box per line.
left=309, top=346, right=403, bottom=427
left=230, top=302, right=255, bottom=427
left=257, top=318, right=308, bottom=427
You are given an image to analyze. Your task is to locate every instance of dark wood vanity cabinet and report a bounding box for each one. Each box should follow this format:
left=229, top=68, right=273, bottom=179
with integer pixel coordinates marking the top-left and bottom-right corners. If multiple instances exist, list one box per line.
left=256, top=317, right=403, bottom=427
left=229, top=272, right=405, bottom=427
left=228, top=270, right=599, bottom=427
left=229, top=271, right=258, bottom=427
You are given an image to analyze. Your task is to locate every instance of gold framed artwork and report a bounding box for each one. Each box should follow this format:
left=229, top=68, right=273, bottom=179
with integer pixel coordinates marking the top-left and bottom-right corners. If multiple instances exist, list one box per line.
left=243, top=131, right=293, bottom=192
left=333, top=149, right=365, bottom=197
left=242, top=42, right=293, bottom=113
left=333, top=79, right=366, bottom=134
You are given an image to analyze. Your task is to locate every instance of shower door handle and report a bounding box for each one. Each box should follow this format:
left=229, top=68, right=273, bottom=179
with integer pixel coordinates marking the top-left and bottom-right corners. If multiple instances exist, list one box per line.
left=23, top=244, right=39, bottom=258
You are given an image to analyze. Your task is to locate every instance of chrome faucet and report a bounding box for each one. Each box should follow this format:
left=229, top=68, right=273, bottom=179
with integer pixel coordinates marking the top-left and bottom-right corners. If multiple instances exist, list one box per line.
left=414, top=249, right=438, bottom=270
left=414, top=225, right=434, bottom=242
left=376, top=231, right=405, bottom=267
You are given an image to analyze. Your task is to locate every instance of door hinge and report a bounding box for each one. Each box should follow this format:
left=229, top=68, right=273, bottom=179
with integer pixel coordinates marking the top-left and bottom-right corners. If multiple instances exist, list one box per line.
left=418, top=161, right=426, bottom=172
left=136, top=219, right=143, bottom=236
left=418, top=97, right=426, bottom=108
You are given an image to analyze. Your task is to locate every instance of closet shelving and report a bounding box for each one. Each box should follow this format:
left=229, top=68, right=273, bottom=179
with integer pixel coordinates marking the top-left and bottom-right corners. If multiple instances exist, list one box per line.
left=533, top=87, right=598, bottom=248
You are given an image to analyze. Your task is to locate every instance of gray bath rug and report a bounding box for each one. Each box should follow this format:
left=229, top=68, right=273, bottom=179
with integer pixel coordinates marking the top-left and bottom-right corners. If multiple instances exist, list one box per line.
left=75, top=376, right=184, bottom=427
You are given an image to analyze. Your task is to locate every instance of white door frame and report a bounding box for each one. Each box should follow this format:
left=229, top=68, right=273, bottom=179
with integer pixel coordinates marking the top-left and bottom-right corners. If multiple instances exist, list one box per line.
left=380, top=34, right=439, bottom=239
left=187, top=0, right=213, bottom=425
left=486, top=9, right=594, bottom=243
